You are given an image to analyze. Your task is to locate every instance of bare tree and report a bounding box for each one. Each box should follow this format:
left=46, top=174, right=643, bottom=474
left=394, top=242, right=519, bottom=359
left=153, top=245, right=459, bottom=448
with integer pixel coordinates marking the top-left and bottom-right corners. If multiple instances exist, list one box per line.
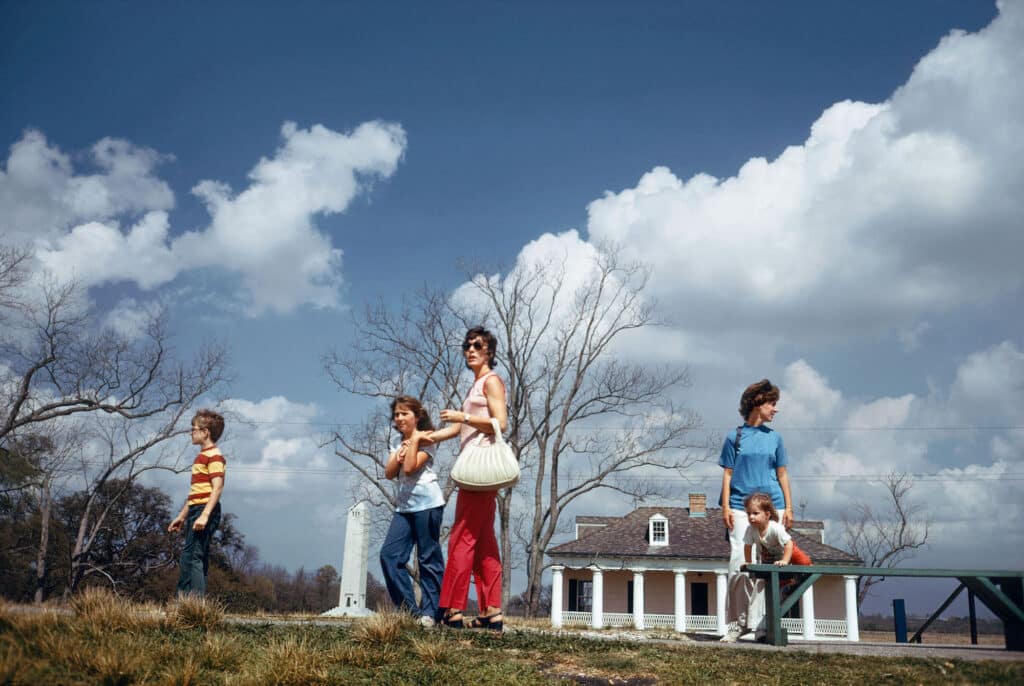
left=472, top=246, right=702, bottom=615
left=0, top=243, right=230, bottom=600
left=63, top=341, right=227, bottom=598
left=0, top=263, right=220, bottom=442
left=325, top=244, right=702, bottom=616
left=842, top=471, right=930, bottom=604
left=0, top=244, right=31, bottom=313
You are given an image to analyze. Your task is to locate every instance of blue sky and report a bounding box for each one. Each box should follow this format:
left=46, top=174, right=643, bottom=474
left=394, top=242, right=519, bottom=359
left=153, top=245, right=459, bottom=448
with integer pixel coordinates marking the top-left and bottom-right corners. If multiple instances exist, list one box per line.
left=3, top=1, right=1021, bottom=614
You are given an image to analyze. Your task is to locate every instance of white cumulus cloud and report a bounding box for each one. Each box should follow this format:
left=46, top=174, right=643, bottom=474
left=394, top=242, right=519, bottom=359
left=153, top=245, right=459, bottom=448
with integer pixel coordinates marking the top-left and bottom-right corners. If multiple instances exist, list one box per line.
left=8, top=120, right=407, bottom=315
left=583, top=2, right=1024, bottom=342
left=36, top=211, right=178, bottom=289
left=177, top=120, right=407, bottom=314
left=0, top=130, right=174, bottom=240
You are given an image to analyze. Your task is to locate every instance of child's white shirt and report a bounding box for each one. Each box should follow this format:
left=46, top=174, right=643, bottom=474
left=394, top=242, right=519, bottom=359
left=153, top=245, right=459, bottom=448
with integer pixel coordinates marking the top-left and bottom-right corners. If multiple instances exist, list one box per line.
left=743, top=519, right=791, bottom=563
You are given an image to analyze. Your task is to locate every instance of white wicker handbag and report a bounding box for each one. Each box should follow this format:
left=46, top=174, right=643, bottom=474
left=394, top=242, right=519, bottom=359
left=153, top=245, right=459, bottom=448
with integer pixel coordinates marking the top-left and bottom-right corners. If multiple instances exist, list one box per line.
left=450, top=418, right=520, bottom=491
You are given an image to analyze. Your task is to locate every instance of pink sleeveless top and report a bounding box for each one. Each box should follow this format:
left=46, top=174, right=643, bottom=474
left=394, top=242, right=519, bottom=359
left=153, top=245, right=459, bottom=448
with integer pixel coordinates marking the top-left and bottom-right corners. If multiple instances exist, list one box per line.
left=459, top=371, right=503, bottom=452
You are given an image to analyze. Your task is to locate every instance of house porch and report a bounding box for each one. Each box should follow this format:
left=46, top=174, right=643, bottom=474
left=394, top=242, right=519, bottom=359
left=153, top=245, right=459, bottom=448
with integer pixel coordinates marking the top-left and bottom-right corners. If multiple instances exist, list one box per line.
left=550, top=564, right=859, bottom=641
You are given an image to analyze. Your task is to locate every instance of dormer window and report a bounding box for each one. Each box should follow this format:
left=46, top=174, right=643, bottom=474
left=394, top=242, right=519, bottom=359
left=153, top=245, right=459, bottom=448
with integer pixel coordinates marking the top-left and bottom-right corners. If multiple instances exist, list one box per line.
left=648, top=514, right=668, bottom=546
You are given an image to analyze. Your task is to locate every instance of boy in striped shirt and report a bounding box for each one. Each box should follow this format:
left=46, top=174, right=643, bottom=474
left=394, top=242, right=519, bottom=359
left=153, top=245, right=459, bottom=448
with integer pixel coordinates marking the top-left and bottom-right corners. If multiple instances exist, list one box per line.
left=168, top=409, right=226, bottom=597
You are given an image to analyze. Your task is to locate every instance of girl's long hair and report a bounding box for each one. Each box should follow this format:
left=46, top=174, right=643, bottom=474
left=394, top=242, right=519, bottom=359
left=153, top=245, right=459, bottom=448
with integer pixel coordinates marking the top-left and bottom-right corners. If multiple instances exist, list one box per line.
left=390, top=395, right=435, bottom=431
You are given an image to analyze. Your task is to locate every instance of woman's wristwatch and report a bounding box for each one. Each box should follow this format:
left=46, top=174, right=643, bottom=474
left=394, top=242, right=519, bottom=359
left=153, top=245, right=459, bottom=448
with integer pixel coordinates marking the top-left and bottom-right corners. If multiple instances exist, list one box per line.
left=464, top=413, right=470, bottom=423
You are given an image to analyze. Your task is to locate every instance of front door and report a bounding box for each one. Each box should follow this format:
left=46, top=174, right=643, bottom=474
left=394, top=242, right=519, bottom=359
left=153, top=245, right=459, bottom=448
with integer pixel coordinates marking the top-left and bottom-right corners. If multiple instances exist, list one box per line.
left=691, top=582, right=708, bottom=616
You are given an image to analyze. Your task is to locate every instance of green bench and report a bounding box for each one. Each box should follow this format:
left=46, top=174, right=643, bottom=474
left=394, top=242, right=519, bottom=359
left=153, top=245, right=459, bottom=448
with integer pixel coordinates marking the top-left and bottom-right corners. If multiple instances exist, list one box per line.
left=744, top=563, right=1024, bottom=650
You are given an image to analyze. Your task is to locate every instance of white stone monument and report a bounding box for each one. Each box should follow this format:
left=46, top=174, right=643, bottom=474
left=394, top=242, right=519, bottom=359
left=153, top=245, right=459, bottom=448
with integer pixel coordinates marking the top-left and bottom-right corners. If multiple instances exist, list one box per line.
left=322, top=501, right=374, bottom=617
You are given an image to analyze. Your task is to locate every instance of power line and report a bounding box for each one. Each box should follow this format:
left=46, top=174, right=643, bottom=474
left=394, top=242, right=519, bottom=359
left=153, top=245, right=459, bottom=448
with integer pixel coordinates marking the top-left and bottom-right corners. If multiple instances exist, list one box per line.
left=173, top=465, right=1023, bottom=483
left=234, top=419, right=1024, bottom=432
left=65, top=457, right=1023, bottom=483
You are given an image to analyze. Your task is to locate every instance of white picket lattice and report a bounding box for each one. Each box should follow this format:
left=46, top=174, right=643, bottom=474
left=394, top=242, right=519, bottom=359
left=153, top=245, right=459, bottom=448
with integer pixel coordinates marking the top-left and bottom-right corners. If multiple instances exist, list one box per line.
left=781, top=618, right=848, bottom=637
left=562, top=611, right=591, bottom=626
left=685, top=615, right=721, bottom=632
left=644, top=614, right=676, bottom=629
left=603, top=612, right=633, bottom=627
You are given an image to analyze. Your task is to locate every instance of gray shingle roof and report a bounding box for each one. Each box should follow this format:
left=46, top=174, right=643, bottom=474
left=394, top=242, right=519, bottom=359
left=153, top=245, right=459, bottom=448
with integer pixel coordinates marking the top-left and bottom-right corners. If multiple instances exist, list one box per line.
left=547, top=507, right=861, bottom=564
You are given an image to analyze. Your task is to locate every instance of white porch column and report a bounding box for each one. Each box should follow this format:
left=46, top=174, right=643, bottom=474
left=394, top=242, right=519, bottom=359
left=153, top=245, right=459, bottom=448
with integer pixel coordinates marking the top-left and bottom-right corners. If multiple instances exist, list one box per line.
left=632, top=569, right=646, bottom=630
left=550, top=565, right=564, bottom=629
left=715, top=569, right=728, bottom=634
left=843, top=575, right=860, bottom=641
left=673, top=569, right=688, bottom=633
left=591, top=566, right=604, bottom=629
left=801, top=583, right=816, bottom=640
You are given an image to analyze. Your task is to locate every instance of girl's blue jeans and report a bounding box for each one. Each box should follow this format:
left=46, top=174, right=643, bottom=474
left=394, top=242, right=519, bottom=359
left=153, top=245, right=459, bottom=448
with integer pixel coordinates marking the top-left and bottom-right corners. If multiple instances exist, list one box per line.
left=379, top=505, right=445, bottom=619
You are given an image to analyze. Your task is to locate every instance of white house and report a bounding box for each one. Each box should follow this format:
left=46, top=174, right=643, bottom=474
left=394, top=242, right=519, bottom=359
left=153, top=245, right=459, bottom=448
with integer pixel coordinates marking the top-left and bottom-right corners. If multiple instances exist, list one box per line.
left=546, top=494, right=863, bottom=641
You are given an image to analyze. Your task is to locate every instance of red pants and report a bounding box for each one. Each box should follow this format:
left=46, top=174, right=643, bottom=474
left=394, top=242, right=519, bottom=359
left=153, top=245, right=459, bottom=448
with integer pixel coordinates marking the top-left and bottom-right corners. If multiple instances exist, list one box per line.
left=439, top=489, right=502, bottom=611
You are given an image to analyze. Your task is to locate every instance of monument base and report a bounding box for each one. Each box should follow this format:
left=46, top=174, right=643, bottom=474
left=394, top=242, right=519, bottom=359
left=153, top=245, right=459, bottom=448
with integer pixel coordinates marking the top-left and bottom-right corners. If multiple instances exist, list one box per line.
left=321, top=606, right=375, bottom=618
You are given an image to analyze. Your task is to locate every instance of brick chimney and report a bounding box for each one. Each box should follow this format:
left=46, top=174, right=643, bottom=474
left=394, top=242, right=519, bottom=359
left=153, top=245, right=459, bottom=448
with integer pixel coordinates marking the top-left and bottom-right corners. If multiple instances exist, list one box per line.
left=688, top=493, right=707, bottom=518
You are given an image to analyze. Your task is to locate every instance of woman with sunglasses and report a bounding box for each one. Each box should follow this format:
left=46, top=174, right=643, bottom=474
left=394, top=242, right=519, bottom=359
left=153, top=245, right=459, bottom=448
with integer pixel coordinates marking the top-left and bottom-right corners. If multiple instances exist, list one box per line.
left=426, top=326, right=508, bottom=630
left=719, top=378, right=793, bottom=641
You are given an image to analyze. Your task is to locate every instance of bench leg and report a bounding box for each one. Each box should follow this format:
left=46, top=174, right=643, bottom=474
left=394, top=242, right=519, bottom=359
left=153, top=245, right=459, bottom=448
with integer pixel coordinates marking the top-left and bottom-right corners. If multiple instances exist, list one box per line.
left=1003, top=579, right=1023, bottom=651
left=764, top=571, right=787, bottom=646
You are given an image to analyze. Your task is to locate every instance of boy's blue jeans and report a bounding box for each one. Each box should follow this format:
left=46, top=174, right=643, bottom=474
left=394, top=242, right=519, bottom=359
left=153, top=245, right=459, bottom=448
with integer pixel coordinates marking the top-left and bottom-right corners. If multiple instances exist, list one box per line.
left=176, top=503, right=221, bottom=597
left=380, top=505, right=445, bottom=619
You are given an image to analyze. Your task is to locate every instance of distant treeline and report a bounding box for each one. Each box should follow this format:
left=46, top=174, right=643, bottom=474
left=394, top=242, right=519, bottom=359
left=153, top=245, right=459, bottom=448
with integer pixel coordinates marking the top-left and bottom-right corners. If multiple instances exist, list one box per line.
left=859, top=613, right=1003, bottom=635
left=0, top=475, right=394, bottom=613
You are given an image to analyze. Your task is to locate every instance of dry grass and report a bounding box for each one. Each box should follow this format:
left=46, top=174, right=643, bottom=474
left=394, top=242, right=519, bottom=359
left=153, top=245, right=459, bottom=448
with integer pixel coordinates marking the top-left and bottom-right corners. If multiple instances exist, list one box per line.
left=165, top=594, right=225, bottom=631
left=411, top=635, right=449, bottom=664
left=331, top=642, right=393, bottom=669
left=860, top=629, right=1006, bottom=646
left=231, top=636, right=330, bottom=686
left=0, top=641, right=30, bottom=685
left=348, top=609, right=415, bottom=645
left=71, top=586, right=159, bottom=633
left=197, top=633, right=241, bottom=671
left=157, top=654, right=202, bottom=686
left=0, top=600, right=65, bottom=635
left=1, top=597, right=1022, bottom=685
left=66, top=634, right=147, bottom=686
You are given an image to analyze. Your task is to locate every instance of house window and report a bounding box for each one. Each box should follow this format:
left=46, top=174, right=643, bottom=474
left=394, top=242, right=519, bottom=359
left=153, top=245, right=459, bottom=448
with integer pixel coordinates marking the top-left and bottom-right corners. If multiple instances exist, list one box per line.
left=690, top=582, right=708, bottom=616
left=627, top=581, right=634, bottom=613
left=648, top=514, right=668, bottom=546
left=567, top=579, right=593, bottom=612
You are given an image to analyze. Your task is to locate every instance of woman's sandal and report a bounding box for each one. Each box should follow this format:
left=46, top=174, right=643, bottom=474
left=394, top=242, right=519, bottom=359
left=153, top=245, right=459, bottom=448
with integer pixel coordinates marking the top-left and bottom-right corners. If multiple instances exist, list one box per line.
left=441, top=611, right=464, bottom=629
left=469, top=612, right=503, bottom=631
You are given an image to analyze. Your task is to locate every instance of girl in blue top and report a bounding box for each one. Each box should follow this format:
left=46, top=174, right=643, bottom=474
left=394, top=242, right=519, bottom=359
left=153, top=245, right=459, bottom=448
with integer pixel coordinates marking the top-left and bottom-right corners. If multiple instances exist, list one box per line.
left=380, top=395, right=446, bottom=627
left=719, top=379, right=794, bottom=637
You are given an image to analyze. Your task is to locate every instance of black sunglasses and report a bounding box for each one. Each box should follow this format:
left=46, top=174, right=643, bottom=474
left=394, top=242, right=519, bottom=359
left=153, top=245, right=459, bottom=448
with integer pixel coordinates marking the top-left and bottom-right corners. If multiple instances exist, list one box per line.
left=461, top=340, right=486, bottom=352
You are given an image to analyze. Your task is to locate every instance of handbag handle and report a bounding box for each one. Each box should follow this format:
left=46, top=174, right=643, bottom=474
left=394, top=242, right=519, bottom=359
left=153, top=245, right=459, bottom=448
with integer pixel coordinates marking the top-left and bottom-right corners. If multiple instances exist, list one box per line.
left=489, top=417, right=506, bottom=445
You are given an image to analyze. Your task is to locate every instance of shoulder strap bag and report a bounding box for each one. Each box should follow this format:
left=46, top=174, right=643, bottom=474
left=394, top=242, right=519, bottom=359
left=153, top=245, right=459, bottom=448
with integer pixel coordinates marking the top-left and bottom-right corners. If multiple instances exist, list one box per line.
left=450, top=418, right=520, bottom=491
left=723, top=424, right=744, bottom=542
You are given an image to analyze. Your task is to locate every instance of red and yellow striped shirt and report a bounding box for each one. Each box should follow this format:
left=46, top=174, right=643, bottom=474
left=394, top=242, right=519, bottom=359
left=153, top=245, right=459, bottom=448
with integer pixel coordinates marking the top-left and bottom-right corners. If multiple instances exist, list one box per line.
left=188, top=446, right=226, bottom=505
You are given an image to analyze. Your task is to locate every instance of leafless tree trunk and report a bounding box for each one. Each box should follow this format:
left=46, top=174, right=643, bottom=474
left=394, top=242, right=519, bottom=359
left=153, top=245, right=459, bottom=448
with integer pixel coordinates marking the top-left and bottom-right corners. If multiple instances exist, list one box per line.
left=842, top=471, right=930, bottom=604
left=325, top=244, right=702, bottom=616
left=33, top=476, right=51, bottom=605
left=1, top=429, right=77, bottom=604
